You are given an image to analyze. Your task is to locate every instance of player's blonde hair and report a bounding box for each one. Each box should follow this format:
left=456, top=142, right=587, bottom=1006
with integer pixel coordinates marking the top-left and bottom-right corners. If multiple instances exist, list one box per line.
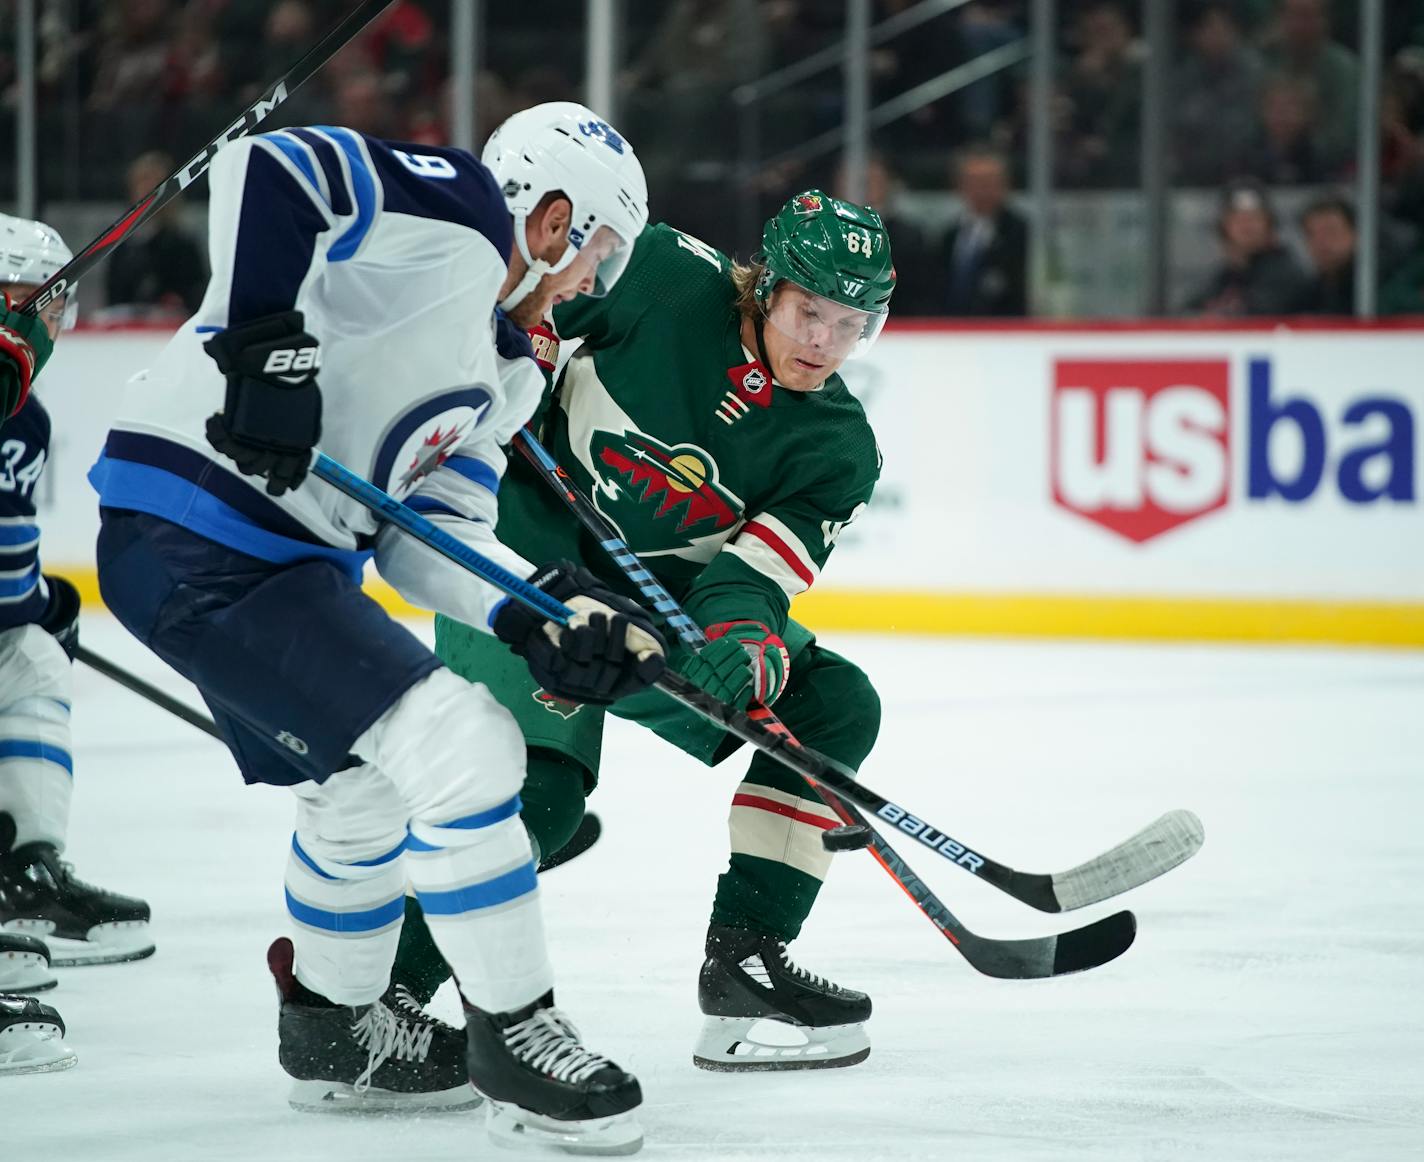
left=730, top=260, right=764, bottom=320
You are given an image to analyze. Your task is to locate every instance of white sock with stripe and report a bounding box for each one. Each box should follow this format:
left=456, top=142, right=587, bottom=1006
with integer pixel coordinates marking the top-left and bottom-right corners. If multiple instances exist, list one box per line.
left=406, top=795, right=551, bottom=1014
left=284, top=831, right=408, bottom=1006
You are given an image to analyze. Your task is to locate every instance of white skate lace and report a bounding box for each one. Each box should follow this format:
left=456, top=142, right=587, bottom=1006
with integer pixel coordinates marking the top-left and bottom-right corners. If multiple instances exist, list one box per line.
left=350, top=995, right=435, bottom=1093
left=504, top=1007, right=611, bottom=1085
left=778, top=944, right=829, bottom=990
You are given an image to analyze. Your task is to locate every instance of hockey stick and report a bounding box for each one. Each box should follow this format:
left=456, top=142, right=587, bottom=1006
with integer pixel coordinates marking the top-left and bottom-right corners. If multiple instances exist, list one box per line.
left=512, top=429, right=1203, bottom=914
left=16, top=0, right=395, bottom=319
left=513, top=427, right=870, bottom=844
left=75, top=645, right=221, bottom=741
left=311, top=449, right=1136, bottom=979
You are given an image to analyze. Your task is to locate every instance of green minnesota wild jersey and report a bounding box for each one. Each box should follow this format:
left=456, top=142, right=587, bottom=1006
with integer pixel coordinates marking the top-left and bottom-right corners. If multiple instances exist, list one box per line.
left=496, top=222, right=881, bottom=633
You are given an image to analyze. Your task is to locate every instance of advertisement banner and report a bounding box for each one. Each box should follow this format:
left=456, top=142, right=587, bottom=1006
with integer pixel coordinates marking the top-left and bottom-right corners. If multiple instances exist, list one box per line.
left=26, top=324, right=1424, bottom=643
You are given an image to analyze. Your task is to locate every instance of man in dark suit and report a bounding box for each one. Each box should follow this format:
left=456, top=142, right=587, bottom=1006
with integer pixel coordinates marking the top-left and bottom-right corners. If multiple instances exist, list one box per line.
left=939, top=146, right=1029, bottom=316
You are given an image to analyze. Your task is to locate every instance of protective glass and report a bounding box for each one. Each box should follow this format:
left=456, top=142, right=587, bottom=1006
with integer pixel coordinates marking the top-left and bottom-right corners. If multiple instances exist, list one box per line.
left=549, top=223, right=633, bottom=298
left=5, top=283, right=75, bottom=334
left=761, top=280, right=888, bottom=360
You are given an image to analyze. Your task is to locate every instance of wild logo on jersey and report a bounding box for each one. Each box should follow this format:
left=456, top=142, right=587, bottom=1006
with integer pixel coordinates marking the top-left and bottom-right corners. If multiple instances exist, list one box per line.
left=589, top=430, right=740, bottom=554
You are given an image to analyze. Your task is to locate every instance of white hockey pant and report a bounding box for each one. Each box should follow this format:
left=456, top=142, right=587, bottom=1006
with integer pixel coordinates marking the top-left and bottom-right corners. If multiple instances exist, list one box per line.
left=0, top=625, right=73, bottom=850
left=285, top=667, right=551, bottom=1012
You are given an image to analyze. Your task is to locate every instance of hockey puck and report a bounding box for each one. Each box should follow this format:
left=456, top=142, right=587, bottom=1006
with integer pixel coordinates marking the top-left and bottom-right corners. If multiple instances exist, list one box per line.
left=822, top=823, right=873, bottom=852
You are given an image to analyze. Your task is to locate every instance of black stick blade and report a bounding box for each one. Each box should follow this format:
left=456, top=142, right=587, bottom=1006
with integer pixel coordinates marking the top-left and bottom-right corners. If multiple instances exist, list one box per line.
left=956, top=910, right=1137, bottom=980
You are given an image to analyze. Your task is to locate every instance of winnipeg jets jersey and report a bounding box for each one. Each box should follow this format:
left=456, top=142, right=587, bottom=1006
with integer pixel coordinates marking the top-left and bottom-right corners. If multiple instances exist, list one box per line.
left=0, top=395, right=52, bottom=631
left=89, top=127, right=541, bottom=629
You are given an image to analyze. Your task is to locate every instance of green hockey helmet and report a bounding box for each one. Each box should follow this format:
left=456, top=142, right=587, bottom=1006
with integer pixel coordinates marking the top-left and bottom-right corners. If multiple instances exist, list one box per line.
left=754, top=190, right=895, bottom=359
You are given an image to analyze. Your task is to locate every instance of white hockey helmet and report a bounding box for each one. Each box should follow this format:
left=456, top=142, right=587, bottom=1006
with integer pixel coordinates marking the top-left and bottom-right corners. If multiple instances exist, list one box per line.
left=0, top=212, right=76, bottom=329
left=482, top=101, right=648, bottom=310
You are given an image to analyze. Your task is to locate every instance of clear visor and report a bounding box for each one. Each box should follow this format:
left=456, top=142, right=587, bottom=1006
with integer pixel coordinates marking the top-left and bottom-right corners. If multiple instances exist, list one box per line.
left=762, top=280, right=887, bottom=361
left=548, top=223, right=633, bottom=298
left=6, top=281, right=76, bottom=334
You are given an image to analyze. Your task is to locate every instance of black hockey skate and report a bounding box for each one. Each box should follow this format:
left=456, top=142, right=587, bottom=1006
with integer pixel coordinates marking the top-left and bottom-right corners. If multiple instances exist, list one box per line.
left=464, top=990, right=642, bottom=1155
left=0, top=842, right=153, bottom=966
left=0, top=992, right=75, bottom=1074
left=693, top=924, right=872, bottom=1072
left=268, top=937, right=478, bottom=1114
left=0, top=931, right=56, bottom=993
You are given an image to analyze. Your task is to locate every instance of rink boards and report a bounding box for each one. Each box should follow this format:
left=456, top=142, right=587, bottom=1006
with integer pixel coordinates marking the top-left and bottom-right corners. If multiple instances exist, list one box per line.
left=31, top=321, right=1424, bottom=646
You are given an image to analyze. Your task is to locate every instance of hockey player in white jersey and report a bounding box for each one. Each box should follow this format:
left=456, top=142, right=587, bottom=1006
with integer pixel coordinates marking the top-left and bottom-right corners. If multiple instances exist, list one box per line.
left=91, top=104, right=662, bottom=1153
left=0, top=215, right=151, bottom=1076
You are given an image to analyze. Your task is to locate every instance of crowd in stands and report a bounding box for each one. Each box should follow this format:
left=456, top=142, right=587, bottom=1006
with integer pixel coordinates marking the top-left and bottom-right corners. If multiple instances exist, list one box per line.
left=1, top=0, right=1421, bottom=318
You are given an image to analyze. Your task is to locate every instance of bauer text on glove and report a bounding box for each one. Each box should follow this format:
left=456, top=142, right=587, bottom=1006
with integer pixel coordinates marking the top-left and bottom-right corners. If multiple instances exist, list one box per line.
left=203, top=310, right=322, bottom=497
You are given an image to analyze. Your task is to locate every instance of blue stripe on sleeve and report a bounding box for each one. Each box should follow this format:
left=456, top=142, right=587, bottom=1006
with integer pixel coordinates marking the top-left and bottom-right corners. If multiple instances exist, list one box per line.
left=0, top=523, right=38, bottom=547
left=442, top=455, right=500, bottom=494
left=262, top=133, right=322, bottom=203
left=405, top=495, right=467, bottom=519
left=317, top=127, right=378, bottom=262
left=0, top=739, right=74, bottom=775
left=0, top=564, right=40, bottom=600
left=289, top=129, right=353, bottom=215
left=285, top=889, right=405, bottom=934
left=415, top=862, right=538, bottom=915
left=229, top=147, right=326, bottom=320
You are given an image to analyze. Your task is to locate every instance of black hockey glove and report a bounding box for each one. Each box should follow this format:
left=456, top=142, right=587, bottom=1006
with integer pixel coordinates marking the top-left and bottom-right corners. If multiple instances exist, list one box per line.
left=38, top=574, right=80, bottom=660
left=493, top=561, right=667, bottom=706
left=203, top=310, right=322, bottom=497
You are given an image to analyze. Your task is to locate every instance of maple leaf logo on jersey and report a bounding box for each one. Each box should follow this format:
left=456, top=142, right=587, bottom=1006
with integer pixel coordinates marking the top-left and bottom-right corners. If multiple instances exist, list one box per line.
left=589, top=430, right=741, bottom=554
left=399, top=425, right=463, bottom=491
left=533, top=689, right=582, bottom=719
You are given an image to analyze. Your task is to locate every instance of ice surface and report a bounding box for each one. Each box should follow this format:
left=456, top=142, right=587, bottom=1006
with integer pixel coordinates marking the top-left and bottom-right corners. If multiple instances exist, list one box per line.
left=6, top=619, right=1423, bottom=1160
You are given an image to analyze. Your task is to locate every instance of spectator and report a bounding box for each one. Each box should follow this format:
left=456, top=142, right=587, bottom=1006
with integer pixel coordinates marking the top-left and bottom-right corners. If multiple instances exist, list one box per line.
left=103, top=151, right=208, bottom=319
left=832, top=153, right=938, bottom=316
left=1185, top=180, right=1308, bottom=315
left=1261, top=0, right=1359, bottom=175
left=1172, top=3, right=1264, bottom=186
left=936, top=146, right=1028, bottom=316
left=1252, top=73, right=1327, bottom=184
left=87, top=0, right=172, bottom=112
left=332, top=73, right=397, bottom=137
left=1058, top=1, right=1143, bottom=188
left=1295, top=194, right=1356, bottom=313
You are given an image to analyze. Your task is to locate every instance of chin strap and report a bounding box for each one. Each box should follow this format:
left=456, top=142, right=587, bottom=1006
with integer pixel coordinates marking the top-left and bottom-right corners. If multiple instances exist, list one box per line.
left=752, top=313, right=775, bottom=374
left=500, top=210, right=592, bottom=313
left=499, top=211, right=549, bottom=312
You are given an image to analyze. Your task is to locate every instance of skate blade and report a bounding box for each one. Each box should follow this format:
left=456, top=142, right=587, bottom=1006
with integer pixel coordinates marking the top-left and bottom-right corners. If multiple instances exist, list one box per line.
left=485, top=1100, right=643, bottom=1156
left=0, top=948, right=57, bottom=992
left=288, top=1077, right=484, bottom=1115
left=692, top=1016, right=870, bottom=1072
left=0, top=1027, right=78, bottom=1075
left=5, top=920, right=156, bottom=967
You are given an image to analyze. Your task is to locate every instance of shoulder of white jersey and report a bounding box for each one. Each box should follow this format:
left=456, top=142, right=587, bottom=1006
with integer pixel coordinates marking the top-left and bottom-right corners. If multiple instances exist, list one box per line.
left=250, top=127, right=513, bottom=263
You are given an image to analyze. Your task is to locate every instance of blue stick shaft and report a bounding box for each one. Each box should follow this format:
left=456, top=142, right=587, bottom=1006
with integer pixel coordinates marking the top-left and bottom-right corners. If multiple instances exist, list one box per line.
left=514, top=428, right=706, bottom=648
left=310, top=451, right=573, bottom=625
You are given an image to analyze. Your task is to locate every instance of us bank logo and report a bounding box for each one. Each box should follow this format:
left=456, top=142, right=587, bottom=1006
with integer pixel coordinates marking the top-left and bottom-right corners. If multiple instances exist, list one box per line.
left=1051, top=357, right=1416, bottom=544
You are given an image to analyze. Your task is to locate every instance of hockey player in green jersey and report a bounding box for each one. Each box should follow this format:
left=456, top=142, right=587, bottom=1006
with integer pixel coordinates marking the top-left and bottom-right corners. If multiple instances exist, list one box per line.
left=393, top=190, right=895, bottom=1070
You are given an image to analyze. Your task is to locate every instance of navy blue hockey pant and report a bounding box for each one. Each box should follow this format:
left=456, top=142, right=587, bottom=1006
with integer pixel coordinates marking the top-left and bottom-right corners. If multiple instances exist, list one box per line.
left=95, top=508, right=439, bottom=787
